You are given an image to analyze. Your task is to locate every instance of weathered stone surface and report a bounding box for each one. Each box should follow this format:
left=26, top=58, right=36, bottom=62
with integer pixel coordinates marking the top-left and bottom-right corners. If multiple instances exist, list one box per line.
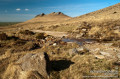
left=3, top=52, right=50, bottom=79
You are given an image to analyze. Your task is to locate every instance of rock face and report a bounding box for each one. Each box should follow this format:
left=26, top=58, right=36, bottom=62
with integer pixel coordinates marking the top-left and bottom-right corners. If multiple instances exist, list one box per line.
left=3, top=52, right=50, bottom=79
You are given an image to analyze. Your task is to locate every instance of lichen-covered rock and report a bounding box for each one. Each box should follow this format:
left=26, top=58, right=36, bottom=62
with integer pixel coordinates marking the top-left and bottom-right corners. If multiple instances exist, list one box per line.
left=3, top=52, right=50, bottom=79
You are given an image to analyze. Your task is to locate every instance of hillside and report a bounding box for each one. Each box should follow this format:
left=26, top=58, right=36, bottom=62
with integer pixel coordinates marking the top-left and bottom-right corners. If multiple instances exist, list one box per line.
left=0, top=3, right=120, bottom=79
left=14, top=12, right=71, bottom=30
left=67, top=3, right=120, bottom=23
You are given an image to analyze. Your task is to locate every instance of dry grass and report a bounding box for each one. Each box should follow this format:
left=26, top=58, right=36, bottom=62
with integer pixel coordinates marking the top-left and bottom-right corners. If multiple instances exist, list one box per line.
left=49, top=53, right=117, bottom=79
left=88, top=26, right=101, bottom=36
left=1, top=3, right=120, bottom=79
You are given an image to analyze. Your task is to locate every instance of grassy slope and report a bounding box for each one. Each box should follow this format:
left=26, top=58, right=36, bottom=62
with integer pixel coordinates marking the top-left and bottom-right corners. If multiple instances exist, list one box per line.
left=0, top=22, right=21, bottom=27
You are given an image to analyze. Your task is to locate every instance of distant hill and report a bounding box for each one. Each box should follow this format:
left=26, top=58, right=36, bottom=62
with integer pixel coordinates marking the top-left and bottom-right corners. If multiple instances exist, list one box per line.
left=24, top=12, right=71, bottom=23
left=14, top=3, right=120, bottom=33
left=14, top=12, right=71, bottom=30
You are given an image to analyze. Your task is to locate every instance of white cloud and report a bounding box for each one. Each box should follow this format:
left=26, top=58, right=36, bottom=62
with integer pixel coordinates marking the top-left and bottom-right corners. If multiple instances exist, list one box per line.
left=16, top=8, right=21, bottom=11
left=25, top=8, right=29, bottom=11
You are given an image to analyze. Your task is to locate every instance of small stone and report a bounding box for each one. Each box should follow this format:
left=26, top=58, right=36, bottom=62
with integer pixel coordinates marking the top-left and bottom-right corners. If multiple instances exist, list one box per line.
left=76, top=47, right=84, bottom=51
left=100, top=51, right=111, bottom=57
left=76, top=47, right=89, bottom=54
left=53, top=43, right=57, bottom=46
left=76, top=34, right=83, bottom=38
left=82, top=29, right=87, bottom=31
left=95, top=55, right=105, bottom=59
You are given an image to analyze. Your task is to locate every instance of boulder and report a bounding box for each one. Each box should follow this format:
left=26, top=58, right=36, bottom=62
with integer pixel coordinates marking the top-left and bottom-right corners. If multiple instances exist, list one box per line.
left=3, top=52, right=50, bottom=79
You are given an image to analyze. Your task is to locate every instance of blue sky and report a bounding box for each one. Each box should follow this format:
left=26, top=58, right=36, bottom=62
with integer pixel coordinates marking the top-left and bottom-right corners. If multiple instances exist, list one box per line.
left=0, top=0, right=119, bottom=22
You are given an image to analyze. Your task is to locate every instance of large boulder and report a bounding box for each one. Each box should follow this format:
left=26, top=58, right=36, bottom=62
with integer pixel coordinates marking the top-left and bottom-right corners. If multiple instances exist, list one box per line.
left=3, top=52, right=50, bottom=79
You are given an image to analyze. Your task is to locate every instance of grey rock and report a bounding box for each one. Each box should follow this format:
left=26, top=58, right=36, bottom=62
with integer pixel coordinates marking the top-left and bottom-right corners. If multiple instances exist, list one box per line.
left=69, top=48, right=78, bottom=55
left=3, top=52, right=50, bottom=79
left=69, top=47, right=89, bottom=55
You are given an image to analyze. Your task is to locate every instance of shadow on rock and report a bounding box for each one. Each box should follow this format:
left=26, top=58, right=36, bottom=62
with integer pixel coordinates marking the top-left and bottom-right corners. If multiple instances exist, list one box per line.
left=51, top=60, right=74, bottom=71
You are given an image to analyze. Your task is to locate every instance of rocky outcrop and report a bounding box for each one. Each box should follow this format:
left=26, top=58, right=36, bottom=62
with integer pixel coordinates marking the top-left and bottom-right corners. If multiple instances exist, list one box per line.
left=35, top=13, right=45, bottom=17
left=3, top=52, right=50, bottom=79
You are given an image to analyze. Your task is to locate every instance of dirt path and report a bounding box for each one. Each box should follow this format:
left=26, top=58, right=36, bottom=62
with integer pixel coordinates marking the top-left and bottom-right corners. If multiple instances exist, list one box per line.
left=32, top=30, right=68, bottom=37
